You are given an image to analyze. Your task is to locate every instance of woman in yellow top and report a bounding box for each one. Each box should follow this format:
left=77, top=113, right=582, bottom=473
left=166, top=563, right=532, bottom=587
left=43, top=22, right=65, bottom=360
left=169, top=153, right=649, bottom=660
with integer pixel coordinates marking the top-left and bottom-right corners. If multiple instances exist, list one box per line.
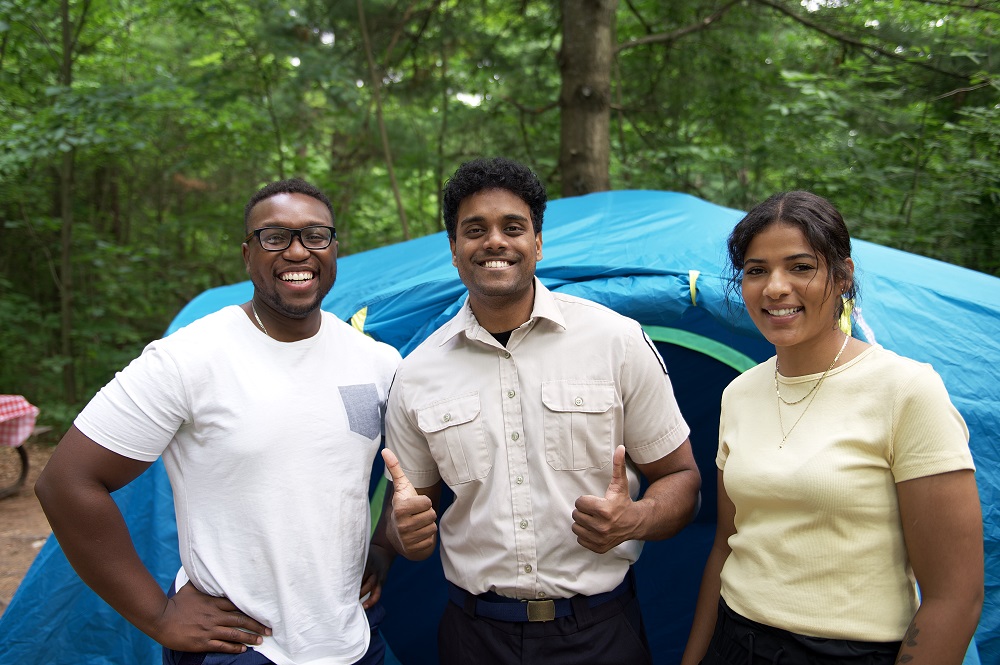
left=681, top=191, right=983, bottom=665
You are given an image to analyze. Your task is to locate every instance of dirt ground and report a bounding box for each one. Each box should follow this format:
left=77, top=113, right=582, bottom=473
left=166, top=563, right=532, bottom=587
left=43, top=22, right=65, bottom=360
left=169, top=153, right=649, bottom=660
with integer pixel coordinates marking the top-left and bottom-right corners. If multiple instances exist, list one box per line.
left=0, top=441, right=55, bottom=619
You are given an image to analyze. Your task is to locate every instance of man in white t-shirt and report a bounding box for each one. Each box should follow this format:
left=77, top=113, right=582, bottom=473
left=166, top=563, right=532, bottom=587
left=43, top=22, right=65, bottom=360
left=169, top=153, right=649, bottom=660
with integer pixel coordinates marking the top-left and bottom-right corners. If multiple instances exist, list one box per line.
left=36, top=179, right=401, bottom=665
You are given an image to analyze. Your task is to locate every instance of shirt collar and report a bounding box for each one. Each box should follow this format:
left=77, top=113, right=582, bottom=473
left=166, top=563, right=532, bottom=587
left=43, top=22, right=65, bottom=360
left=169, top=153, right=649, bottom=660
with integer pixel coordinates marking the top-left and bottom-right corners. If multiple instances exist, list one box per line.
left=436, top=278, right=567, bottom=346
left=528, top=279, right=567, bottom=329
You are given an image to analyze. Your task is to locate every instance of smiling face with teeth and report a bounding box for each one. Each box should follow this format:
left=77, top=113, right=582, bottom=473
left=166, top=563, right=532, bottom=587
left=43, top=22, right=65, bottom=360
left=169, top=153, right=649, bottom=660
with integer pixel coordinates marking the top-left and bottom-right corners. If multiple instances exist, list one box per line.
left=740, top=222, right=853, bottom=365
left=450, top=188, right=542, bottom=332
left=243, top=192, right=338, bottom=337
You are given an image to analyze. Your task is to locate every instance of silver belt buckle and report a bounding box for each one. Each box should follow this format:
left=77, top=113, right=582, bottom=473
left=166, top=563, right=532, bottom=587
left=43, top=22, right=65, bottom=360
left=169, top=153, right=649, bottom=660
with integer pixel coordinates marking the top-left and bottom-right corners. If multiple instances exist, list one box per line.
left=526, top=599, right=555, bottom=622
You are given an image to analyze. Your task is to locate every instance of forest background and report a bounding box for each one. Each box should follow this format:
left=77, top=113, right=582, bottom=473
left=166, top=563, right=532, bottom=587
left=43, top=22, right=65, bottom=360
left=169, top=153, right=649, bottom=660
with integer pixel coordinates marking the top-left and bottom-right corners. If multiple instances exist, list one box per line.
left=1, top=0, right=997, bottom=436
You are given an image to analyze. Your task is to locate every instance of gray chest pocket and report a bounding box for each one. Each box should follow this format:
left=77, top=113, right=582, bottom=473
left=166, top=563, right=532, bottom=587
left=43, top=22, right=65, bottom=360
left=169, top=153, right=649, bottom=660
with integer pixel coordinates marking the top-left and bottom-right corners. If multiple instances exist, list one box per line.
left=339, top=384, right=382, bottom=440
left=416, top=393, right=492, bottom=485
left=542, top=381, right=616, bottom=470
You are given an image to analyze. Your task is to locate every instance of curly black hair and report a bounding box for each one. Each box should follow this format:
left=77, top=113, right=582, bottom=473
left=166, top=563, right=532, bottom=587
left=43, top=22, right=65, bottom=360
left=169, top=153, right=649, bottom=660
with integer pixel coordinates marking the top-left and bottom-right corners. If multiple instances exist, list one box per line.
left=243, top=178, right=335, bottom=233
left=442, top=157, right=547, bottom=241
left=727, top=191, right=859, bottom=321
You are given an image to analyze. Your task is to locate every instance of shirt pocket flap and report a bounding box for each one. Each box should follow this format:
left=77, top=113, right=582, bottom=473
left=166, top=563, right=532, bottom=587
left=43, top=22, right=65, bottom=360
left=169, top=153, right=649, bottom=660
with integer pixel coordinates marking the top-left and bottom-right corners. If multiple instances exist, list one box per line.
left=541, top=381, right=616, bottom=414
left=416, top=393, right=481, bottom=434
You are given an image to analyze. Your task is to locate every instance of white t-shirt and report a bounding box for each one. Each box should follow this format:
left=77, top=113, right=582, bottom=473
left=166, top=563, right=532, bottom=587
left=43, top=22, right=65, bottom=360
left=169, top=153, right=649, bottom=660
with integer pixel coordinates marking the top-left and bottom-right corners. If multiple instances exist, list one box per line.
left=77, top=306, right=401, bottom=665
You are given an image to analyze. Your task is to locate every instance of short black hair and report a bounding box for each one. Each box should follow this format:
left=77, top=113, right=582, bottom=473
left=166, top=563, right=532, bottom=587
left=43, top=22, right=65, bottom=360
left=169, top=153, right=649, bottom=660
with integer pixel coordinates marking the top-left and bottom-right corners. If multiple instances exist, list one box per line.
left=727, top=190, right=859, bottom=321
left=442, top=157, right=547, bottom=241
left=243, top=178, right=335, bottom=233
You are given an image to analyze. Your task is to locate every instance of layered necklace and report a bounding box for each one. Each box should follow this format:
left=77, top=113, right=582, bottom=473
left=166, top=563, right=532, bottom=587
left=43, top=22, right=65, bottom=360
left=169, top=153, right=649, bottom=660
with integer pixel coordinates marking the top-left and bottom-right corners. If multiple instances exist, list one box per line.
left=250, top=300, right=270, bottom=338
left=775, top=332, right=849, bottom=448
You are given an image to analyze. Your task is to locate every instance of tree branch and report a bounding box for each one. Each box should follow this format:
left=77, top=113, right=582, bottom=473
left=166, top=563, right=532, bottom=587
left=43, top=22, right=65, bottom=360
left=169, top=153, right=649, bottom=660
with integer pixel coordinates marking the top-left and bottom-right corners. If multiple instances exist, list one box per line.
left=905, top=0, right=1000, bottom=16
left=26, top=18, right=60, bottom=70
left=497, top=95, right=559, bottom=115
left=390, top=1, right=441, bottom=73
left=73, top=4, right=167, bottom=66
left=750, top=0, right=970, bottom=80
left=623, top=0, right=655, bottom=34
left=616, top=0, right=740, bottom=54
left=933, top=81, right=995, bottom=99
left=69, top=0, right=92, bottom=55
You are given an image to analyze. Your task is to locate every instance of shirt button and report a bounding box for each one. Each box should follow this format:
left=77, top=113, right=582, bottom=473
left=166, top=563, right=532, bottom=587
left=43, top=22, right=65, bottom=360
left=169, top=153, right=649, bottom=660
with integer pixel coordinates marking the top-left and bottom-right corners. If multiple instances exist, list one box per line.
left=516, top=476, right=524, bottom=485
left=507, top=390, right=515, bottom=398
left=574, top=397, right=583, bottom=406
left=503, top=351, right=511, bottom=359
left=511, top=432, right=519, bottom=441
left=524, top=564, right=532, bottom=573
left=519, top=519, right=528, bottom=529
left=537, top=591, right=546, bottom=598
left=442, top=413, right=451, bottom=422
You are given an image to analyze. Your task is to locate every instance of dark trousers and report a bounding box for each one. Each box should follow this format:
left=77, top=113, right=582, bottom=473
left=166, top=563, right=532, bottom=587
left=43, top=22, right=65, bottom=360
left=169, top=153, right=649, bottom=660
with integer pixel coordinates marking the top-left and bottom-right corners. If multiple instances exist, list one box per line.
left=437, top=580, right=652, bottom=665
left=700, top=599, right=900, bottom=665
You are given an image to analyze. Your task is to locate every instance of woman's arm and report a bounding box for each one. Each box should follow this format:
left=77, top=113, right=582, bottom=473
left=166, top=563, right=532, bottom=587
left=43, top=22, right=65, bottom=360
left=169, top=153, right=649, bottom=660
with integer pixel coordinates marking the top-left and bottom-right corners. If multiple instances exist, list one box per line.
left=895, top=469, right=982, bottom=664
left=681, top=469, right=737, bottom=665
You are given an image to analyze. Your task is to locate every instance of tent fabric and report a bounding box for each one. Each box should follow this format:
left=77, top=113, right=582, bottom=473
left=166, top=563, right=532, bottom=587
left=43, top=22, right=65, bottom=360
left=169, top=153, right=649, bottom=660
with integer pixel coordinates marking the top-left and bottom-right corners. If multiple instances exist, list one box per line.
left=2, top=190, right=997, bottom=664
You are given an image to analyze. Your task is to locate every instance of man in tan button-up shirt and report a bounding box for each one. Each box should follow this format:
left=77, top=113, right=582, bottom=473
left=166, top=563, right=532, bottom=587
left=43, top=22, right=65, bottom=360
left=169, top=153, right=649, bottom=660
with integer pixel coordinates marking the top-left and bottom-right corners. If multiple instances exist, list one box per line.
left=376, top=157, right=701, bottom=665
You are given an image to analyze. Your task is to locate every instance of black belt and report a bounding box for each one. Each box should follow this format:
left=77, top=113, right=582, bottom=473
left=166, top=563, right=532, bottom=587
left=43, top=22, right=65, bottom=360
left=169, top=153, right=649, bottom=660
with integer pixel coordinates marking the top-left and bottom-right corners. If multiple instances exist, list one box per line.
left=447, top=572, right=633, bottom=623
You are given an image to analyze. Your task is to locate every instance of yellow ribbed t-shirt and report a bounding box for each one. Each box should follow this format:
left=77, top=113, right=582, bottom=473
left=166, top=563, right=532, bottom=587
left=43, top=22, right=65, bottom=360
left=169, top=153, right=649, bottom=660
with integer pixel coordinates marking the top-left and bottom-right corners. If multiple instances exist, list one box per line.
left=717, top=345, right=974, bottom=641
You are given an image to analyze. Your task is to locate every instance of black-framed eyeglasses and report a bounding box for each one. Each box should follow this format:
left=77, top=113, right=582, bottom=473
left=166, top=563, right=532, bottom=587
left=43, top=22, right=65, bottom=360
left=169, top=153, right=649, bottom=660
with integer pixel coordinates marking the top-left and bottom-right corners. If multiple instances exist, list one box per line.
left=243, top=225, right=337, bottom=251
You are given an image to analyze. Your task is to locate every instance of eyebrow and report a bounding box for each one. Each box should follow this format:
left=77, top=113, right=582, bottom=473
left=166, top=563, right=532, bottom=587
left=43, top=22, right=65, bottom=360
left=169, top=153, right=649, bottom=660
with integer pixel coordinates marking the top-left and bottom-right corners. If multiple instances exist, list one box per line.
left=744, top=252, right=816, bottom=265
left=458, top=213, right=531, bottom=227
left=253, top=215, right=331, bottom=230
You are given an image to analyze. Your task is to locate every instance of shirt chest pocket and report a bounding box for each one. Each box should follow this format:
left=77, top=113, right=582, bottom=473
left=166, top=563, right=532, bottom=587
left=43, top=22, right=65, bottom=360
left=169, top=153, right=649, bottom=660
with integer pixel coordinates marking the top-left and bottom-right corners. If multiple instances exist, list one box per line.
left=416, top=393, right=493, bottom=485
left=541, top=381, right=616, bottom=471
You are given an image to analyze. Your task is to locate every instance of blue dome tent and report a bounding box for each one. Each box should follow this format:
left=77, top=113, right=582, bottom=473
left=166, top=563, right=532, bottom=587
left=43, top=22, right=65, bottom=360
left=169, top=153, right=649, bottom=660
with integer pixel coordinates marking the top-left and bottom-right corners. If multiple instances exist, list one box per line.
left=2, top=190, right=997, bottom=664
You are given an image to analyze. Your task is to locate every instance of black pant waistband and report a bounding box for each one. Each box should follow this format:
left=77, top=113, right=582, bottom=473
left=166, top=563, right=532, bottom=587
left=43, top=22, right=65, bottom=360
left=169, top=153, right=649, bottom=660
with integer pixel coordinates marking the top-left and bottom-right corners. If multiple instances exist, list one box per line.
left=714, top=598, right=901, bottom=664
left=447, top=570, right=634, bottom=623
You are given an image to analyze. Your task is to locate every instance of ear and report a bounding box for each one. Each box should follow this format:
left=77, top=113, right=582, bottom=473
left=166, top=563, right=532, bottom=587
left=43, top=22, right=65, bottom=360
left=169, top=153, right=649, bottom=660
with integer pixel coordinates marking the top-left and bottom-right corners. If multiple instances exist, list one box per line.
left=242, top=242, right=251, bottom=273
left=841, top=257, right=855, bottom=294
left=535, top=232, right=543, bottom=261
left=450, top=238, right=458, bottom=267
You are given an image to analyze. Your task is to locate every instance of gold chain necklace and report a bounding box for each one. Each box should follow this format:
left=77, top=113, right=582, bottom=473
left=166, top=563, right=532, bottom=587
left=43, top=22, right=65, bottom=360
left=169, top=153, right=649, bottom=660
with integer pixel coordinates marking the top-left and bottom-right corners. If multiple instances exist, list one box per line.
left=250, top=301, right=269, bottom=337
left=776, top=333, right=849, bottom=448
left=774, top=332, right=849, bottom=405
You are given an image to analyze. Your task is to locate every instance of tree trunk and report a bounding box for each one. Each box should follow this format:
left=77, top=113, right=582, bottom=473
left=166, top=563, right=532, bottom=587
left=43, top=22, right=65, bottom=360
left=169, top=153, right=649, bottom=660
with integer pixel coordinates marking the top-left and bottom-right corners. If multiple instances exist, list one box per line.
left=358, top=0, right=410, bottom=240
left=58, top=0, right=77, bottom=405
left=435, top=38, right=449, bottom=232
left=558, top=0, right=618, bottom=197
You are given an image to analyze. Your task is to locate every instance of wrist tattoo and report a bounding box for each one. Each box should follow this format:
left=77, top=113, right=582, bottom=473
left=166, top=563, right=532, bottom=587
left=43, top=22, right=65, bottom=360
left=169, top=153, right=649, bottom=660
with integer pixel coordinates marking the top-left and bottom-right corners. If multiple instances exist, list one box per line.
left=894, top=623, right=919, bottom=664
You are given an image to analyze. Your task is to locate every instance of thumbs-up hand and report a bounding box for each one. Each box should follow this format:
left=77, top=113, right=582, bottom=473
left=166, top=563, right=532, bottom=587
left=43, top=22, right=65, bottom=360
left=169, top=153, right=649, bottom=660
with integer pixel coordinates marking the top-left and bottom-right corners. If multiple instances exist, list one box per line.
left=382, top=449, right=438, bottom=560
left=571, top=445, right=637, bottom=554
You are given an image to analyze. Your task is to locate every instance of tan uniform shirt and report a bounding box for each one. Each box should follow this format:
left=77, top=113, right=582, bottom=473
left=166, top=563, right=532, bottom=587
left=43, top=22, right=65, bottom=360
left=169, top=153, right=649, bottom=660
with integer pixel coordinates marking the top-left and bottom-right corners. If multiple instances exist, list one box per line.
left=386, top=280, right=690, bottom=600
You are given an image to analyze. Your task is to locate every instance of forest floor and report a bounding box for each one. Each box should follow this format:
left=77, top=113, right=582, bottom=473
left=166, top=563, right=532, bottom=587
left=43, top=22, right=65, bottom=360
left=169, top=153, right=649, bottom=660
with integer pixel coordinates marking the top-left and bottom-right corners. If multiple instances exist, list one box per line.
left=0, top=441, right=55, bottom=619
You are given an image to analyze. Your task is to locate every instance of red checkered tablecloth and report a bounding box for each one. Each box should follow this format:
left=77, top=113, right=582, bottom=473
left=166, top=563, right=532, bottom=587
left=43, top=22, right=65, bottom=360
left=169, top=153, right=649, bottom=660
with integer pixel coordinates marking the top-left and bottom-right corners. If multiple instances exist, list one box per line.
left=0, top=395, right=40, bottom=448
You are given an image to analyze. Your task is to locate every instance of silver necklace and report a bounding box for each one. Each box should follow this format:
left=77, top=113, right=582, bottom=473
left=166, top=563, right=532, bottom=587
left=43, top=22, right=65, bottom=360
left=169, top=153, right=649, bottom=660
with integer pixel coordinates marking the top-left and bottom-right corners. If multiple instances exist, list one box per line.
left=776, top=333, right=849, bottom=448
left=250, top=301, right=269, bottom=337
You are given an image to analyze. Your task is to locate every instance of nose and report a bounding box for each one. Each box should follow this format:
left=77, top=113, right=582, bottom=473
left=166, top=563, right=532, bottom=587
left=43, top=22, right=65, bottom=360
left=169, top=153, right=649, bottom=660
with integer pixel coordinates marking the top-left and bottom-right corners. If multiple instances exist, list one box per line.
left=482, top=225, right=508, bottom=251
left=282, top=234, right=311, bottom=260
left=762, top=270, right=790, bottom=299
